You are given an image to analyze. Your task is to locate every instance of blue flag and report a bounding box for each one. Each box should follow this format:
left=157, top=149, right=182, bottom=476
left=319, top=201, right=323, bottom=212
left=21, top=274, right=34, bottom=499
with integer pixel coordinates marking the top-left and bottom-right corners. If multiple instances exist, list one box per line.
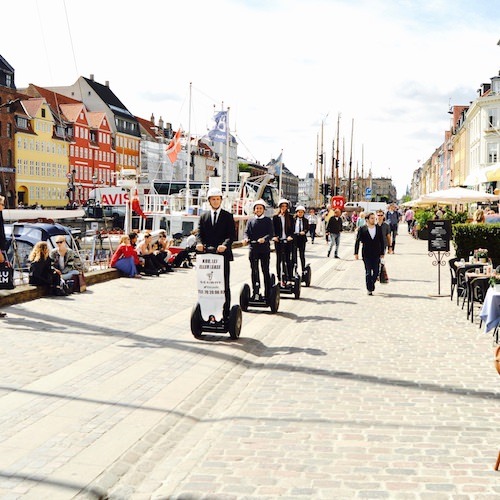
left=207, top=111, right=228, bottom=143
left=268, top=152, right=282, bottom=176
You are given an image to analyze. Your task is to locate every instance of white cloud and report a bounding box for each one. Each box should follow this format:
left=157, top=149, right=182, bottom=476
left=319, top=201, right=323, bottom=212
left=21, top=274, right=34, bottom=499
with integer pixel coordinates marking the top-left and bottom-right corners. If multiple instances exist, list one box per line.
left=3, top=0, right=500, bottom=197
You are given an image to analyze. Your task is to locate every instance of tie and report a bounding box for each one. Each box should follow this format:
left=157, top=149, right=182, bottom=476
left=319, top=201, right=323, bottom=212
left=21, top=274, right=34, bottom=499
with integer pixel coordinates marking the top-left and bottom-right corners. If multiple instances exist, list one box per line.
left=213, top=211, right=217, bottom=226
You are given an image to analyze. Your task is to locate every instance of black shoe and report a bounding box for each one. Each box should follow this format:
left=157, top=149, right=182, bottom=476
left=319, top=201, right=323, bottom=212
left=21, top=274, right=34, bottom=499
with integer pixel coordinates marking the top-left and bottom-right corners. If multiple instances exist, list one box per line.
left=327, top=251, right=331, bottom=257
left=334, top=255, right=340, bottom=259
left=367, top=291, right=373, bottom=295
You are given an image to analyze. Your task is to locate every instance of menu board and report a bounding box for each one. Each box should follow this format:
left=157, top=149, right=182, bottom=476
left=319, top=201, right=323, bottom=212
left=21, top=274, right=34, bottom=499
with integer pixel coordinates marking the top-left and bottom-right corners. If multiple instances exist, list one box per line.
left=427, top=220, right=451, bottom=252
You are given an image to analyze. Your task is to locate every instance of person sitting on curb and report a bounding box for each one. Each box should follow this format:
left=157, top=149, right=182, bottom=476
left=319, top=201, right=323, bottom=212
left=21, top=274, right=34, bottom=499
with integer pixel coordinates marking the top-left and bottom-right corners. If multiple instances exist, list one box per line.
left=110, top=235, right=142, bottom=278
left=50, top=236, right=80, bottom=291
left=29, top=241, right=66, bottom=294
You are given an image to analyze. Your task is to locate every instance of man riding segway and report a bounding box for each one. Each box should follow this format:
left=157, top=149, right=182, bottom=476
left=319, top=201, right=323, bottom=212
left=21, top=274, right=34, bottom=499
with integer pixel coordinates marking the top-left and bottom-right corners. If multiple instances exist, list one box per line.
left=293, top=205, right=311, bottom=286
left=191, top=187, right=242, bottom=339
left=240, top=199, right=280, bottom=312
left=272, top=198, right=301, bottom=298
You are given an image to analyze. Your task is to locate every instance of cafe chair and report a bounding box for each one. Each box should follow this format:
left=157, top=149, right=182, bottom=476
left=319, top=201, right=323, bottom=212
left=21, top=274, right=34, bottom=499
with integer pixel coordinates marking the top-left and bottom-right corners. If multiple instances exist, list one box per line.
left=458, top=264, right=484, bottom=309
left=448, top=257, right=459, bottom=301
left=468, top=276, right=489, bottom=324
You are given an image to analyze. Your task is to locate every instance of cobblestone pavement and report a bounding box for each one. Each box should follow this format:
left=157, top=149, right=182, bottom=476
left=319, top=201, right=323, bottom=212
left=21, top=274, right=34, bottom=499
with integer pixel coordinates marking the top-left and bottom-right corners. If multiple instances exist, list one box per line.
left=0, top=227, right=499, bottom=500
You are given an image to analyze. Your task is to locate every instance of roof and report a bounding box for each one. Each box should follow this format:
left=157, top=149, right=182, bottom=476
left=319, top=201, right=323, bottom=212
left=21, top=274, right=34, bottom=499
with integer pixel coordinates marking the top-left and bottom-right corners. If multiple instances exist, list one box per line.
left=87, top=111, right=108, bottom=130
left=135, top=115, right=156, bottom=139
left=83, top=77, right=134, bottom=119
left=22, top=98, right=45, bottom=118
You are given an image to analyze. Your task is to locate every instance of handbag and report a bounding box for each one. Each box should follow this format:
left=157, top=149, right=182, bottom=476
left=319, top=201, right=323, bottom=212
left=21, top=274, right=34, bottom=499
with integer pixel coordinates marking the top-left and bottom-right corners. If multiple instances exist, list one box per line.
left=73, top=271, right=87, bottom=293
left=379, top=262, right=389, bottom=284
left=0, top=254, right=15, bottom=290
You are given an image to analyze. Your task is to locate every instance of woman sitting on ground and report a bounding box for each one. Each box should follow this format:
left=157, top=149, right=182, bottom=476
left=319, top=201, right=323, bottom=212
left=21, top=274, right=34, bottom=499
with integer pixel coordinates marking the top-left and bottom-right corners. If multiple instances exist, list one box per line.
left=49, top=236, right=80, bottom=285
left=110, top=235, right=142, bottom=278
left=153, top=232, right=174, bottom=272
left=29, top=241, right=63, bottom=293
left=136, top=233, right=164, bottom=275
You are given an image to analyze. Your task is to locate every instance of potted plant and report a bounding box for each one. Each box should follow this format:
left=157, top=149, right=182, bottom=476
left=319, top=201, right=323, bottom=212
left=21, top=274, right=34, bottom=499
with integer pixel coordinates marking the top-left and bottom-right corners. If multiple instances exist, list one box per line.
left=476, top=248, right=488, bottom=263
left=490, top=274, right=500, bottom=292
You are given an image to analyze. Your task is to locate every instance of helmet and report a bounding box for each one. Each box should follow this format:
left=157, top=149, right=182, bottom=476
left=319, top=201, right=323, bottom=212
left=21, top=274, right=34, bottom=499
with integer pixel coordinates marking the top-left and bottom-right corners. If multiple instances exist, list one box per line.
left=278, top=198, right=289, bottom=207
left=295, top=205, right=305, bottom=212
left=207, top=187, right=223, bottom=198
left=252, top=199, right=267, bottom=210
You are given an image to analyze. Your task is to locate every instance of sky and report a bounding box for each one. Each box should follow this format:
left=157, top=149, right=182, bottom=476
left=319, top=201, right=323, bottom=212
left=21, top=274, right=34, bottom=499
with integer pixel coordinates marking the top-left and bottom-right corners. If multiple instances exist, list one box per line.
left=3, top=0, right=500, bottom=198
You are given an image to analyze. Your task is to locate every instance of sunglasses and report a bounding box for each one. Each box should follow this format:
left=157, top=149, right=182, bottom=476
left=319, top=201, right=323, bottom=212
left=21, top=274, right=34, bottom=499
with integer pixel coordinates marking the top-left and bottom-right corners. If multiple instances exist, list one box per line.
left=56, top=240, right=65, bottom=244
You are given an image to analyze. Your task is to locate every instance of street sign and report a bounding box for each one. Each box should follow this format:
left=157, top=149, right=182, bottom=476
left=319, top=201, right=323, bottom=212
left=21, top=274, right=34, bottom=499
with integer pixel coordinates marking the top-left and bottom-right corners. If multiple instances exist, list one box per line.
left=365, top=187, right=372, bottom=200
left=0, top=167, right=15, bottom=173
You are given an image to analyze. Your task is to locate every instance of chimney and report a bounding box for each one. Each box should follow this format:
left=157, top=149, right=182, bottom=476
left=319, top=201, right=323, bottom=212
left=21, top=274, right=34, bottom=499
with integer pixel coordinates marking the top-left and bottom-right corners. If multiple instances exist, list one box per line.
left=105, top=81, right=109, bottom=87
left=90, top=74, right=94, bottom=81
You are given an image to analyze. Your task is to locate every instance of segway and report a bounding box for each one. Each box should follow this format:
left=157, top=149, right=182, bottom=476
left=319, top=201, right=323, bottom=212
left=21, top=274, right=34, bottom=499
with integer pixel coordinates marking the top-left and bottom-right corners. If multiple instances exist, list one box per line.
left=276, top=238, right=301, bottom=299
left=299, top=263, right=312, bottom=287
left=240, top=275, right=280, bottom=313
left=190, top=247, right=242, bottom=340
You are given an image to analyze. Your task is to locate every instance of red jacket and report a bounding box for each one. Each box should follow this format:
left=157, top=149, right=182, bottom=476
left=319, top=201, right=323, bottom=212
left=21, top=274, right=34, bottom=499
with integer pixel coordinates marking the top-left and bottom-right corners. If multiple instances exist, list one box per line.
left=110, top=244, right=139, bottom=267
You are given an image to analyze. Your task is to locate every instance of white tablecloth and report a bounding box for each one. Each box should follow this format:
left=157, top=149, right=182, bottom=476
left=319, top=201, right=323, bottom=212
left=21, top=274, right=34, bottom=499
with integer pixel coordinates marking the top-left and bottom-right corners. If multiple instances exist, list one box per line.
left=479, top=287, right=500, bottom=333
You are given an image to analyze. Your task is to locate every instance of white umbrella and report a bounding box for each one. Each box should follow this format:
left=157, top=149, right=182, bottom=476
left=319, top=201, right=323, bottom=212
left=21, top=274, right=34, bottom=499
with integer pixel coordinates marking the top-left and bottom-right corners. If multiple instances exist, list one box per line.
left=420, top=187, right=499, bottom=204
left=400, top=198, right=431, bottom=207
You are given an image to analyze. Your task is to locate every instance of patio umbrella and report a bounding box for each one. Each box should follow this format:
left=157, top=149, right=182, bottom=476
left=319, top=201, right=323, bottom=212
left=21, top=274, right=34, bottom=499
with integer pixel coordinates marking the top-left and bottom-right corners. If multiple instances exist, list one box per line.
left=420, top=187, right=499, bottom=204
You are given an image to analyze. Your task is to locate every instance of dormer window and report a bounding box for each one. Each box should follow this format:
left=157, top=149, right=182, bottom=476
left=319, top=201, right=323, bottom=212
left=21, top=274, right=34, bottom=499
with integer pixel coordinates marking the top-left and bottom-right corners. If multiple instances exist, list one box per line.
left=492, top=74, right=500, bottom=94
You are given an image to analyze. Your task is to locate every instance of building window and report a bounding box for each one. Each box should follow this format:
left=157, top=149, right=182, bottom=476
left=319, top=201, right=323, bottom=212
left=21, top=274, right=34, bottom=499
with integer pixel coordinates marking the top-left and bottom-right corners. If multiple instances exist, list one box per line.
left=487, top=143, right=499, bottom=163
left=488, top=109, right=499, bottom=129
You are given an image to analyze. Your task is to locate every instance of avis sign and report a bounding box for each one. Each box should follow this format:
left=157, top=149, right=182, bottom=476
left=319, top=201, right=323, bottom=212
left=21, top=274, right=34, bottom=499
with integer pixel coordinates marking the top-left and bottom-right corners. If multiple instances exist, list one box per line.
left=101, top=193, right=129, bottom=206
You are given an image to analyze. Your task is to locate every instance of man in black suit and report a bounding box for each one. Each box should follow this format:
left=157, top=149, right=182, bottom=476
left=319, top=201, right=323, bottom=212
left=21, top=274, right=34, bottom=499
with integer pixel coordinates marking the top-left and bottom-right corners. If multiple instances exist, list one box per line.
left=196, top=188, right=236, bottom=316
left=354, top=212, right=385, bottom=295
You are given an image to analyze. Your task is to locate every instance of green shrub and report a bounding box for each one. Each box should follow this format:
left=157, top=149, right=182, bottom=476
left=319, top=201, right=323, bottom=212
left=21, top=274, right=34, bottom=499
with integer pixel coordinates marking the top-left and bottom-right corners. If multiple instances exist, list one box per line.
left=452, top=223, right=500, bottom=266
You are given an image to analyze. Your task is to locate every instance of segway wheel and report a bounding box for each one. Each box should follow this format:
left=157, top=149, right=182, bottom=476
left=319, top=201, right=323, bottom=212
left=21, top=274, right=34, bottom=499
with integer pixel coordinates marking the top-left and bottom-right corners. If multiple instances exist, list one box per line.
left=293, top=276, right=301, bottom=299
left=304, top=265, right=312, bottom=287
left=190, top=303, right=203, bottom=338
left=228, top=305, right=242, bottom=339
left=269, top=284, right=280, bottom=313
left=239, top=283, right=251, bottom=312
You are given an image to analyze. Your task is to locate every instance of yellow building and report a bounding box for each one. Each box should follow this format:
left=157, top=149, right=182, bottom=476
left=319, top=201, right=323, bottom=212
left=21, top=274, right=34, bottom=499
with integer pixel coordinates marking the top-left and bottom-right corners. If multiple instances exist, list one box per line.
left=15, top=98, right=69, bottom=207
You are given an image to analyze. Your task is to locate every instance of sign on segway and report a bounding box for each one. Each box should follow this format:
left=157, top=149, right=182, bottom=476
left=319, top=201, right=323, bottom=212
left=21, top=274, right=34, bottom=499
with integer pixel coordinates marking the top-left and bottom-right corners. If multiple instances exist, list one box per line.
left=191, top=249, right=242, bottom=340
left=197, top=253, right=225, bottom=322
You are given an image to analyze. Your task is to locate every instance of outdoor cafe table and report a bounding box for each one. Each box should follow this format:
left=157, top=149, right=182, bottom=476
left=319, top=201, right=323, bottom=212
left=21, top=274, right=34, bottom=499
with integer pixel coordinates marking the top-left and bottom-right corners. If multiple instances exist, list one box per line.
left=479, top=287, right=500, bottom=338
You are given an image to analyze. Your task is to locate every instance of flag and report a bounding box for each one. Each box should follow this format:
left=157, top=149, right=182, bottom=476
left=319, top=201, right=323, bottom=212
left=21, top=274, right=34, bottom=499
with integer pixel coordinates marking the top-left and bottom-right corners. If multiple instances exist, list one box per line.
left=130, top=194, right=147, bottom=219
left=268, top=152, right=282, bottom=176
left=207, top=111, right=228, bottom=143
left=166, top=129, right=182, bottom=163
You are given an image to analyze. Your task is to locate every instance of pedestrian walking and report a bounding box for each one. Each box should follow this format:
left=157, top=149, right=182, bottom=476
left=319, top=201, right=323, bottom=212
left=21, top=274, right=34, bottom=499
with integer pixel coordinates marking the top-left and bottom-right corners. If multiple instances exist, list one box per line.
left=385, top=203, right=399, bottom=253
left=196, top=187, right=236, bottom=317
left=325, top=208, right=343, bottom=258
left=354, top=212, right=385, bottom=295
left=306, top=208, right=318, bottom=243
left=376, top=210, right=392, bottom=254
left=404, top=208, right=415, bottom=233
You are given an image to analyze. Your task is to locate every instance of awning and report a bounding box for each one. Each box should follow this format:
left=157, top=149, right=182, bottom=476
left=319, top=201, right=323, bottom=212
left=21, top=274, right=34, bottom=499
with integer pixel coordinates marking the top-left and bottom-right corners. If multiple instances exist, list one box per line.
left=464, top=170, right=488, bottom=186
left=485, top=164, right=500, bottom=182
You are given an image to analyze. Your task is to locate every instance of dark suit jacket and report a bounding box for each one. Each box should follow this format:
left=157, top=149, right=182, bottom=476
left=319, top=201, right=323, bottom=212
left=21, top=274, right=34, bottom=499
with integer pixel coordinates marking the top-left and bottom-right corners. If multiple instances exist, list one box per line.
left=354, top=225, right=385, bottom=258
left=273, top=212, right=295, bottom=240
left=197, top=209, right=236, bottom=261
left=293, top=215, right=310, bottom=234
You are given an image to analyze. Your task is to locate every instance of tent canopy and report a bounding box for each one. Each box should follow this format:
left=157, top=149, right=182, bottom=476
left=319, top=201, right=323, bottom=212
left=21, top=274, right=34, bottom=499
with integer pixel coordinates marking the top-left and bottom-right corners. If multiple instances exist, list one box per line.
left=420, top=187, right=499, bottom=204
